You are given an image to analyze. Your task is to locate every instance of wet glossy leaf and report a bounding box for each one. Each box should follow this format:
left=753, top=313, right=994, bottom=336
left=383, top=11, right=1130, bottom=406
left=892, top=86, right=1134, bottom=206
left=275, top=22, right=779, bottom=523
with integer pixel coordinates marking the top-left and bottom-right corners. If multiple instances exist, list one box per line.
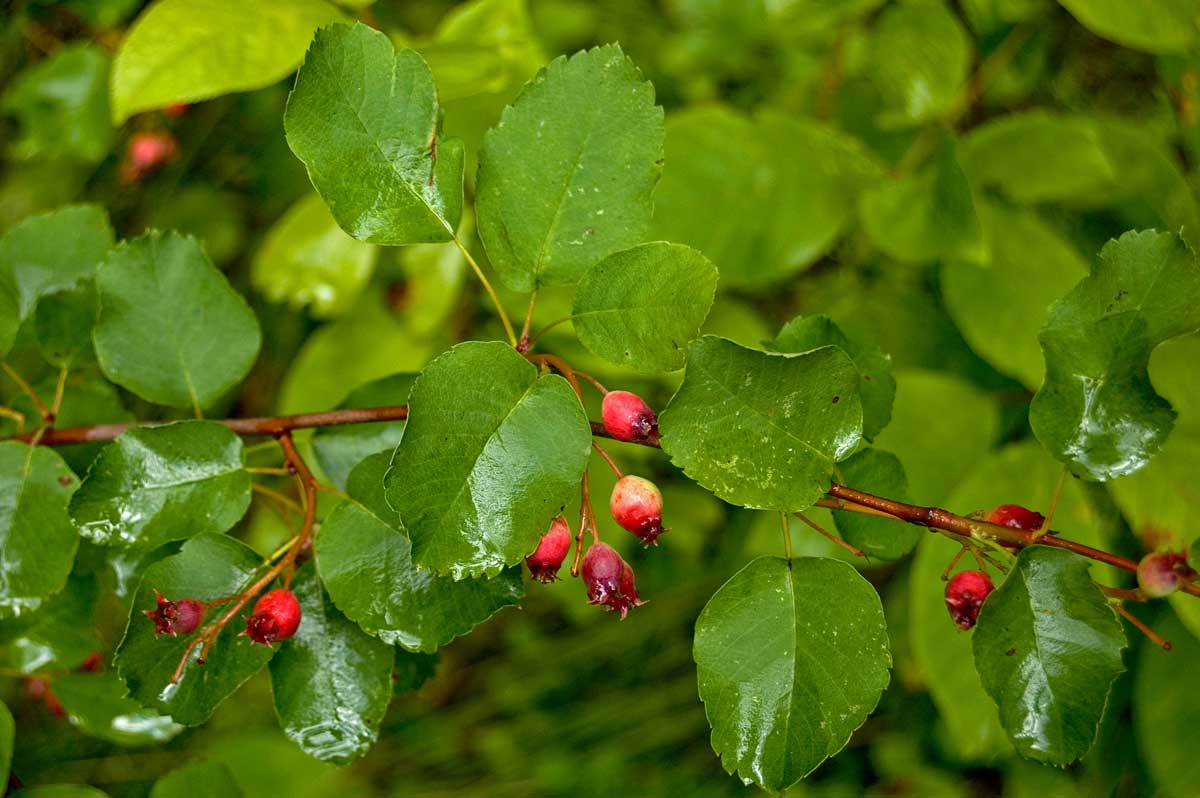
left=1030, top=230, right=1200, bottom=481
left=0, top=205, right=113, bottom=321
left=251, top=193, right=378, bottom=319
left=112, top=0, right=344, bottom=122
left=269, top=566, right=394, bottom=764
left=694, top=556, right=890, bottom=792
left=942, top=202, right=1088, bottom=388
left=150, top=760, right=242, bottom=798
left=973, top=547, right=1126, bottom=765
left=572, top=242, right=717, bottom=373
left=832, top=449, right=918, bottom=559
left=115, top=534, right=276, bottom=726
left=69, top=421, right=251, bottom=549
left=34, top=280, right=99, bottom=368
left=660, top=336, right=862, bottom=512
left=93, top=231, right=262, bottom=410
left=285, top=23, right=463, bottom=245
left=0, top=576, right=99, bottom=674
left=772, top=314, right=895, bottom=440
left=53, top=672, right=183, bottom=746
left=1134, top=614, right=1200, bottom=798
left=312, top=374, right=414, bottom=490
left=0, top=442, right=80, bottom=620
left=859, top=139, right=984, bottom=264
left=0, top=700, right=11, bottom=787
left=1057, top=0, right=1198, bottom=54
left=1, top=44, right=113, bottom=163
left=318, top=452, right=523, bottom=651
left=385, top=341, right=591, bottom=578
left=476, top=44, right=664, bottom=291
left=651, top=107, right=882, bottom=288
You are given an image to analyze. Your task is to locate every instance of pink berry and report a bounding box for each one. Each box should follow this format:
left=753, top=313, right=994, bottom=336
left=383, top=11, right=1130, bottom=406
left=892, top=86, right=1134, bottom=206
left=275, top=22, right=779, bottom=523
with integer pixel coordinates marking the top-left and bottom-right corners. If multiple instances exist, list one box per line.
left=120, top=132, right=178, bottom=183
left=945, top=570, right=994, bottom=630
left=241, top=589, right=301, bottom=645
left=984, top=504, right=1045, bottom=532
left=1137, top=551, right=1186, bottom=598
left=610, top=474, right=666, bottom=545
left=601, top=391, right=659, bottom=443
left=142, top=589, right=206, bottom=637
left=527, top=517, right=573, bottom=582
left=582, top=542, right=644, bottom=619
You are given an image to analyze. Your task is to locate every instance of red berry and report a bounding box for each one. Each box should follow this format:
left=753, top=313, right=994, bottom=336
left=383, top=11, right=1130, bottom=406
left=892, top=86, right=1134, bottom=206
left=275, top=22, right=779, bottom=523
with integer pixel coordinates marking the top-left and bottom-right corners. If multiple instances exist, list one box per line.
left=610, top=475, right=666, bottom=545
left=163, top=103, right=190, bottom=118
left=241, top=588, right=301, bottom=645
left=120, top=131, right=178, bottom=183
left=78, top=651, right=103, bottom=673
left=26, top=678, right=64, bottom=717
left=142, top=590, right=206, bottom=637
left=601, top=391, right=659, bottom=443
left=984, top=504, right=1045, bottom=531
left=527, top=516, right=573, bottom=582
left=945, top=570, right=994, bottom=630
left=1137, top=551, right=1186, bottom=598
left=581, top=542, right=644, bottom=619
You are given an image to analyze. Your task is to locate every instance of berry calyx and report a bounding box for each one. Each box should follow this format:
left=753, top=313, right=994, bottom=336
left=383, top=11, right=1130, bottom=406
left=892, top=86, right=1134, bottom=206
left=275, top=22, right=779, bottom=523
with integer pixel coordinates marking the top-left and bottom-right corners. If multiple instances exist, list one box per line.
left=581, top=542, right=644, bottom=619
left=120, top=131, right=178, bottom=183
left=143, top=590, right=206, bottom=638
left=241, top=588, right=301, bottom=645
left=944, top=570, right=994, bottom=630
left=610, top=474, right=666, bottom=545
left=1137, top=551, right=1187, bottom=598
left=527, top=516, right=573, bottom=582
left=601, top=390, right=659, bottom=443
left=984, top=504, right=1045, bottom=532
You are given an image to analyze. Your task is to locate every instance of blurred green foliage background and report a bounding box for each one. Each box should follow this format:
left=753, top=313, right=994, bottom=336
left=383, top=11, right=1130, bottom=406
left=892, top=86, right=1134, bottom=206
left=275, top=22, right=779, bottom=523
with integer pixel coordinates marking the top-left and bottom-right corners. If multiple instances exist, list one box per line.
left=2, top=0, right=1199, bottom=796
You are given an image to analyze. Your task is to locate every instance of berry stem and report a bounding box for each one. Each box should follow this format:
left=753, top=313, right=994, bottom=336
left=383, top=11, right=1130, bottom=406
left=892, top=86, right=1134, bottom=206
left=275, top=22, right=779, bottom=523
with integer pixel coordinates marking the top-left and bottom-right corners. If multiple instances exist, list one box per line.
left=450, top=233, right=517, bottom=347
left=1034, top=465, right=1069, bottom=540
left=517, top=290, right=538, bottom=353
left=1113, top=603, right=1172, bottom=650
left=779, top=513, right=793, bottom=562
left=1, top=362, right=51, bottom=422
left=794, top=512, right=865, bottom=558
left=591, top=442, right=624, bottom=479
left=524, top=316, right=574, bottom=352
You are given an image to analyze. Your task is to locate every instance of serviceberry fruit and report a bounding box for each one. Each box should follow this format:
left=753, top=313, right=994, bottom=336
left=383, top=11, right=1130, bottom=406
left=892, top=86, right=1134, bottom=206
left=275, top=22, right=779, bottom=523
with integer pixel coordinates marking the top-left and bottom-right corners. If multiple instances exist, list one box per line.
left=120, top=131, right=178, bottom=183
left=601, top=390, right=659, bottom=443
left=610, top=474, right=666, bottom=545
left=527, top=516, right=573, bottom=582
left=241, top=588, right=301, bottom=645
left=143, top=590, right=206, bottom=637
left=581, top=542, right=644, bottom=619
left=984, top=503, right=1045, bottom=531
left=944, top=570, right=994, bottom=630
left=1137, top=551, right=1187, bottom=598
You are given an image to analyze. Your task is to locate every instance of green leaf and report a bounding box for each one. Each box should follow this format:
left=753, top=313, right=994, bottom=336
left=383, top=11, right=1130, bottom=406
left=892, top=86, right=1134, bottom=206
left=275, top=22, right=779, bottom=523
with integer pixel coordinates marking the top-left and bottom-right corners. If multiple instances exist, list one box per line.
left=394, top=650, right=438, bottom=694
left=70, top=421, right=251, bottom=549
left=12, top=787, right=110, bottom=798
left=909, top=535, right=1010, bottom=762
left=973, top=547, right=1126, bottom=765
left=1030, top=230, right=1200, bottom=481
left=269, top=566, right=394, bottom=764
left=0, top=442, right=80, bottom=619
left=0, top=205, right=114, bottom=320
left=284, top=23, right=463, bottom=246
left=418, top=0, right=546, bottom=103
left=150, top=761, right=242, bottom=798
left=772, top=314, right=895, bottom=440
left=650, top=107, right=883, bottom=288
left=34, top=280, right=99, bottom=368
left=571, top=242, right=717, bottom=373
left=5, top=376, right=134, bottom=477
left=318, top=452, right=522, bottom=651
left=1134, top=614, right=1200, bottom=798
left=859, top=139, right=984, bottom=264
left=694, top=556, right=891, bottom=792
left=476, top=44, right=664, bottom=292
left=1, top=43, right=113, bottom=163
left=385, top=341, right=591, bottom=578
left=93, top=230, right=262, bottom=410
left=0, top=700, right=12, bottom=788
left=115, top=534, right=276, bottom=725
left=251, top=193, right=378, bottom=319
left=832, top=449, right=918, bottom=559
left=659, top=336, right=863, bottom=512
left=942, top=202, right=1089, bottom=388
left=1057, top=0, right=1198, bottom=54
left=312, top=374, right=414, bottom=491
left=0, top=576, right=99, bottom=674
left=111, top=0, right=345, bottom=122
left=866, top=0, right=971, bottom=128
left=53, top=672, right=183, bottom=746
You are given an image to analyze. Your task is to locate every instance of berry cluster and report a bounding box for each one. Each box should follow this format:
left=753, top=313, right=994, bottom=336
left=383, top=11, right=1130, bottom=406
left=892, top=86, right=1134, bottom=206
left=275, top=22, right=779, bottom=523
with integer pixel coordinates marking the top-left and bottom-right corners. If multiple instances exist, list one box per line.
left=524, top=389, right=666, bottom=619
